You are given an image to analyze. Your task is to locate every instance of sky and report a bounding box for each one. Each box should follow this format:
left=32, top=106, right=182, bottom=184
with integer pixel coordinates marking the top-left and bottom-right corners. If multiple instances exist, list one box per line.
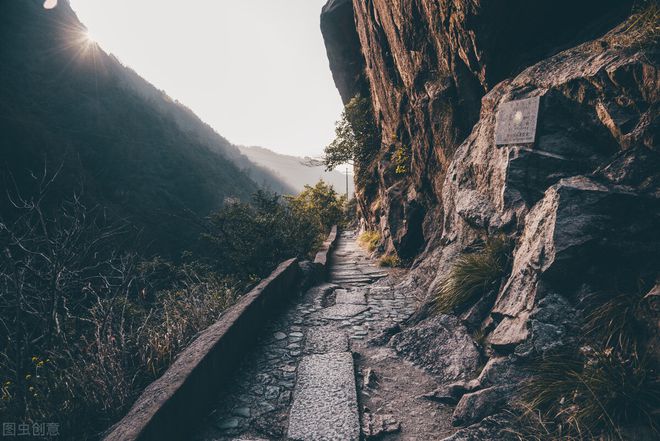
left=66, top=0, right=343, bottom=158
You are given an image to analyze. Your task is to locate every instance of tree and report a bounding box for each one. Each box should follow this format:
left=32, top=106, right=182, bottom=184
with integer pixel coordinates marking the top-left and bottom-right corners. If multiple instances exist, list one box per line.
left=286, top=180, right=346, bottom=233
left=324, top=95, right=379, bottom=172
left=203, top=191, right=322, bottom=278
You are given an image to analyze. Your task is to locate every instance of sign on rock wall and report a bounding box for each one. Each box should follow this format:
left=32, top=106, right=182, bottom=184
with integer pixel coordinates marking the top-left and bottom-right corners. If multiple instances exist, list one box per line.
left=495, top=96, right=540, bottom=145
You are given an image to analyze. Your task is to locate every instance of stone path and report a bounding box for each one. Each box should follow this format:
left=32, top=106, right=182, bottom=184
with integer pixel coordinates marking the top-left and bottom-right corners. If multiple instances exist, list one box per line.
left=193, top=231, right=427, bottom=441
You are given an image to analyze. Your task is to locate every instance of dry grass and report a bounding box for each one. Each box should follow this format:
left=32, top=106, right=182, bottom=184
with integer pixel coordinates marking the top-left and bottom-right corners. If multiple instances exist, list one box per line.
left=517, top=282, right=660, bottom=440
left=358, top=230, right=381, bottom=252
left=435, top=236, right=512, bottom=313
left=583, top=291, right=646, bottom=357
left=518, top=349, right=660, bottom=440
left=379, top=254, right=402, bottom=267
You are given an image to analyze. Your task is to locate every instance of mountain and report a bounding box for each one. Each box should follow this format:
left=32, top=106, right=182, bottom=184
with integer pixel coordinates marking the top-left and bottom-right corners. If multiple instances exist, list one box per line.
left=0, top=0, right=289, bottom=257
left=237, top=145, right=354, bottom=195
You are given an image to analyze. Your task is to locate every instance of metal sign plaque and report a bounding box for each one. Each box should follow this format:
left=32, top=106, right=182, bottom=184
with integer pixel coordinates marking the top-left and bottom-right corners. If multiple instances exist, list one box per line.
left=494, top=96, right=540, bottom=145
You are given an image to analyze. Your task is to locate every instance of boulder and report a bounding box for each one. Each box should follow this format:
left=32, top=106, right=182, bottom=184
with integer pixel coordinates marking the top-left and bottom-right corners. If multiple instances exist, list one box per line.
left=388, top=315, right=480, bottom=382
left=452, top=385, right=514, bottom=427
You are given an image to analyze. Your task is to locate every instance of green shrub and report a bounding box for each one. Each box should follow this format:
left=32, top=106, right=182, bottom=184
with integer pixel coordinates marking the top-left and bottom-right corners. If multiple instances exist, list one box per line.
left=435, top=236, right=512, bottom=313
left=392, top=136, right=410, bottom=175
left=358, top=230, right=381, bottom=252
left=286, top=180, right=346, bottom=232
left=202, top=190, right=323, bottom=278
left=379, top=254, right=402, bottom=268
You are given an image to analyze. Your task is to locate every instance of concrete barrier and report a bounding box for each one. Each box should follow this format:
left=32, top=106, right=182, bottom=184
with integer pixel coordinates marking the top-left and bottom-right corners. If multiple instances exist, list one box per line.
left=313, top=225, right=339, bottom=279
left=103, top=258, right=300, bottom=441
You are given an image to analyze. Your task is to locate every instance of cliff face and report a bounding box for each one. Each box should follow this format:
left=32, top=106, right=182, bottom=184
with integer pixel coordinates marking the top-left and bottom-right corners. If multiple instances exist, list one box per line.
left=322, top=1, right=659, bottom=437
left=322, top=0, right=635, bottom=259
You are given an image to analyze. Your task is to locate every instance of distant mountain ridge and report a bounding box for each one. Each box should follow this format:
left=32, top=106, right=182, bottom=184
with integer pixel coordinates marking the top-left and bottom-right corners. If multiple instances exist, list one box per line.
left=238, top=145, right=354, bottom=196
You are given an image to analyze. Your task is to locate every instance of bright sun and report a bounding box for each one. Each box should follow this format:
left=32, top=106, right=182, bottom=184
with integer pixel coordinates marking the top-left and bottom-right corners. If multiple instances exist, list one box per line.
left=84, top=29, right=96, bottom=44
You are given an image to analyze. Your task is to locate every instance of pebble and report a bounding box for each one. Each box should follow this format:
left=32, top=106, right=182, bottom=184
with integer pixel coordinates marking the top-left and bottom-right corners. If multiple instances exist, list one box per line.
left=232, top=407, right=251, bottom=418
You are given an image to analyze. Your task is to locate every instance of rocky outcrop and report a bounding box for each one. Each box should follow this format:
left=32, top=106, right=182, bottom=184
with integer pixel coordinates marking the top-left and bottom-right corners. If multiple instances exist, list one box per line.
left=320, top=0, right=369, bottom=103
left=322, top=0, right=658, bottom=437
left=388, top=315, right=481, bottom=382
left=321, top=0, right=635, bottom=259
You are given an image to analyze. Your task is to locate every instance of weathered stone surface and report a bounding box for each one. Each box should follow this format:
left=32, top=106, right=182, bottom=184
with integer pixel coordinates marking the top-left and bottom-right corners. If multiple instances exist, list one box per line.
left=304, top=327, right=349, bottom=354
left=362, top=412, right=401, bottom=439
left=318, top=303, right=370, bottom=320
left=287, top=353, right=360, bottom=441
left=322, top=0, right=633, bottom=258
left=388, top=315, right=480, bottom=381
left=421, top=379, right=480, bottom=405
left=366, top=324, right=401, bottom=347
left=321, top=0, right=658, bottom=435
left=442, top=415, right=516, bottom=441
left=452, top=386, right=513, bottom=427
left=335, top=289, right=367, bottom=305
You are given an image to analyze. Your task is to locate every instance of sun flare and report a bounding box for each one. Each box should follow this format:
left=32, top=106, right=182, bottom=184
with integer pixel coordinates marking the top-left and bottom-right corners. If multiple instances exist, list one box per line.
left=84, top=29, right=96, bottom=44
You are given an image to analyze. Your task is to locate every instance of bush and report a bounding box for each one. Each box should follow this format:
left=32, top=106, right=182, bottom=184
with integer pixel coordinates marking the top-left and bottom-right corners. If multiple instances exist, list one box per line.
left=435, top=236, right=512, bottom=313
left=0, top=195, right=242, bottom=439
left=286, top=180, right=346, bottom=233
left=358, top=230, right=381, bottom=252
left=202, top=190, right=323, bottom=279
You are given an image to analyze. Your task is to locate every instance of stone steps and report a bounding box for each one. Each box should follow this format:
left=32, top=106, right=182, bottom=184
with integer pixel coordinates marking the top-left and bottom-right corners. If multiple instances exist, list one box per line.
left=286, top=232, right=387, bottom=441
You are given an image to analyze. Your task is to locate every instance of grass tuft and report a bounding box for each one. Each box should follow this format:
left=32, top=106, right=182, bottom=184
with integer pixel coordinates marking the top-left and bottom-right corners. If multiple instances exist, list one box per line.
left=583, top=291, right=645, bottom=357
left=358, top=230, right=381, bottom=252
left=520, top=349, right=660, bottom=440
left=518, top=283, right=660, bottom=440
left=435, top=235, right=512, bottom=313
left=379, top=254, right=402, bottom=268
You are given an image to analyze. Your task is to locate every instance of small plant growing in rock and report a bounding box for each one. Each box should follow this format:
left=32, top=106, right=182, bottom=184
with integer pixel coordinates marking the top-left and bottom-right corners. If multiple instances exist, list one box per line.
left=389, top=135, right=410, bottom=175
left=435, top=235, right=512, bottom=313
left=358, top=230, right=381, bottom=252
left=583, top=291, right=646, bottom=357
left=379, top=254, right=402, bottom=268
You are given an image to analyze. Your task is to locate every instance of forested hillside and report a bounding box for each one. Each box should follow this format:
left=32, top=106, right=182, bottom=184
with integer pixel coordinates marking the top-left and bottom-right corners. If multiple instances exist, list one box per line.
left=0, top=0, right=288, bottom=257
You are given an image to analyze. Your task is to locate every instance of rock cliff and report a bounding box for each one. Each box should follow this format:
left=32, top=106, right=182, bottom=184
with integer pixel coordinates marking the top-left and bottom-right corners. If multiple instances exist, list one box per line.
left=322, top=0, right=658, bottom=438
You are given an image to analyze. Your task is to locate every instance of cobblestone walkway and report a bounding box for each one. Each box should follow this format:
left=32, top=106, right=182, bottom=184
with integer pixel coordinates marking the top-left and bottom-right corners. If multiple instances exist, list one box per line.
left=194, top=231, right=418, bottom=441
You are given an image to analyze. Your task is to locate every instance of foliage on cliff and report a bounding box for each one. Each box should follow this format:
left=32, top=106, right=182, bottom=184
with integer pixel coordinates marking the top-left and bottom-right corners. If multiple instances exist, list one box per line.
left=324, top=95, right=380, bottom=181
